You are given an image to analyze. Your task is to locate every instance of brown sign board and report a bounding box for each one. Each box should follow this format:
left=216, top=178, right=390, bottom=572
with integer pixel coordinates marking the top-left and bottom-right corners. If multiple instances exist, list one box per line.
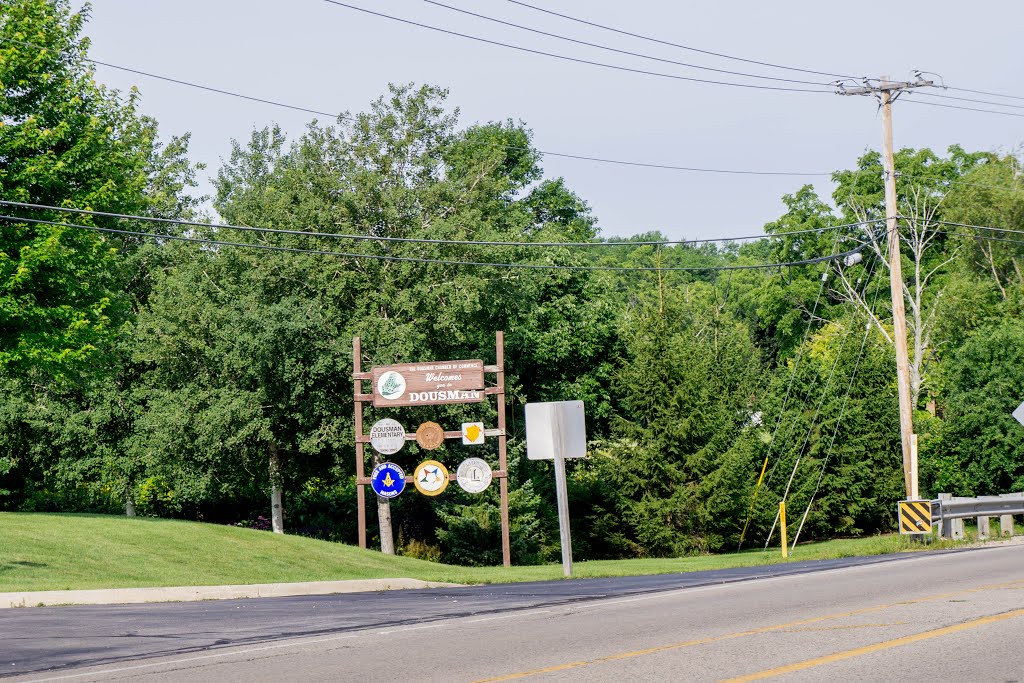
left=372, top=359, right=485, bottom=407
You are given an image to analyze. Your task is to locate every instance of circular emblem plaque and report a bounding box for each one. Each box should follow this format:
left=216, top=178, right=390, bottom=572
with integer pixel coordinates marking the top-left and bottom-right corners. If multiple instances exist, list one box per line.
left=370, top=462, right=406, bottom=499
left=415, top=421, right=445, bottom=450
left=413, top=460, right=449, bottom=496
left=456, top=457, right=492, bottom=494
left=369, top=418, right=406, bottom=455
left=376, top=370, right=407, bottom=401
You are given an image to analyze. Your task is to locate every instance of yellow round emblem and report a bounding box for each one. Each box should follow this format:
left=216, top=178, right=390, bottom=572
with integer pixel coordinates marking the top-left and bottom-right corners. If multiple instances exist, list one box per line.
left=413, top=460, right=450, bottom=496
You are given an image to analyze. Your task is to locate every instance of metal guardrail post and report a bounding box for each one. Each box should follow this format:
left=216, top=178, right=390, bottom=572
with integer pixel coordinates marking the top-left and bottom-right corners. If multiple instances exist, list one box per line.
left=937, top=493, right=964, bottom=540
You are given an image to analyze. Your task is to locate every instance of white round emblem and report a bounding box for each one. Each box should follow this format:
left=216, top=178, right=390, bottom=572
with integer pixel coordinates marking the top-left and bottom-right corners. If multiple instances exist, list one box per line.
left=376, top=371, right=406, bottom=401
left=369, top=418, right=406, bottom=455
left=456, top=457, right=492, bottom=494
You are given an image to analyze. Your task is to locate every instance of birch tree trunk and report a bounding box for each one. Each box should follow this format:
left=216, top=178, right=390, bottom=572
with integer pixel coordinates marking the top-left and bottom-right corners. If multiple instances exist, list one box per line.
left=831, top=190, right=953, bottom=406
left=374, top=453, right=395, bottom=554
left=269, top=442, right=284, bottom=534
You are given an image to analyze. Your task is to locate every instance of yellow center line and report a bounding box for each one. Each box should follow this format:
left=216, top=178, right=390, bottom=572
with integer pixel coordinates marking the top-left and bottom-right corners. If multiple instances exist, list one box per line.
left=473, top=605, right=918, bottom=682
left=778, top=622, right=907, bottom=632
left=473, top=579, right=1024, bottom=682
left=721, top=607, right=1024, bottom=682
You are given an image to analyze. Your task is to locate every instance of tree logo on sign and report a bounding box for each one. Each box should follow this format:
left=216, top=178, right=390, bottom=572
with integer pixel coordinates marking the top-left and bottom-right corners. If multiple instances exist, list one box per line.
left=377, top=371, right=406, bottom=400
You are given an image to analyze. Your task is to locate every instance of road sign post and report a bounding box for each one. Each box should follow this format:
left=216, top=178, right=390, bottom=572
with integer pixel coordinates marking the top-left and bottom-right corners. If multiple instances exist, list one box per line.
left=552, top=448, right=572, bottom=576
left=526, top=400, right=586, bottom=578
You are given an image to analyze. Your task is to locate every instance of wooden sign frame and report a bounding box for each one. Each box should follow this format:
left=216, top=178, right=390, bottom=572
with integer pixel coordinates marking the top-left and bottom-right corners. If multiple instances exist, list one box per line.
left=353, top=332, right=511, bottom=567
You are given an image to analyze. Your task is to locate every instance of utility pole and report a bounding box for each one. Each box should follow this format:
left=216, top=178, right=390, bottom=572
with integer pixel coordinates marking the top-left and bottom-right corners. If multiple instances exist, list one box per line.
left=837, top=76, right=932, bottom=499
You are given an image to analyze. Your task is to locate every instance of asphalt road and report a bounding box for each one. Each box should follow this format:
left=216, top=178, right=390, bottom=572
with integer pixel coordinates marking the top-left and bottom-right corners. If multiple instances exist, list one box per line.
left=6, top=546, right=1024, bottom=681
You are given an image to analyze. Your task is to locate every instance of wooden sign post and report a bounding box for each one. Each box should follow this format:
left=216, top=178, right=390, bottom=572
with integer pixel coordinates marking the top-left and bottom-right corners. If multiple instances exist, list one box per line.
left=353, top=332, right=511, bottom=567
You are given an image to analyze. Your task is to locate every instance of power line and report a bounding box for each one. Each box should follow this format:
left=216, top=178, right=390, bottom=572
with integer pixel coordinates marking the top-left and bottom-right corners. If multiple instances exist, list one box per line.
left=0, top=37, right=342, bottom=120
left=422, top=0, right=832, bottom=88
left=0, top=200, right=875, bottom=247
left=318, top=1, right=831, bottom=93
left=903, top=217, right=1024, bottom=238
left=505, top=0, right=855, bottom=81
left=526, top=151, right=831, bottom=176
left=502, top=3, right=1024, bottom=107
left=902, top=176, right=1024, bottom=193
left=0, top=213, right=867, bottom=272
left=736, top=237, right=837, bottom=552
left=790, top=265, right=885, bottom=550
left=901, top=99, right=1024, bottom=118
left=931, top=230, right=1024, bottom=247
left=946, top=86, right=1024, bottom=102
left=915, top=91, right=1024, bottom=111
left=0, top=37, right=835, bottom=178
left=763, top=253, right=881, bottom=550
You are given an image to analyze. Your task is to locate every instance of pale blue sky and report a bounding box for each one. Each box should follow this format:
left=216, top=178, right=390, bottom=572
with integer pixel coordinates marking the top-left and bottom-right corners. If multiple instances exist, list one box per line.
left=74, top=0, right=1023, bottom=240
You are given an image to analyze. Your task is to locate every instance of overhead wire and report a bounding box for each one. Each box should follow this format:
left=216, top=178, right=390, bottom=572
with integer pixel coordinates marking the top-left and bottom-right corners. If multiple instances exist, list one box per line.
left=742, top=156, right=874, bottom=548
left=0, top=37, right=341, bottom=120
left=0, top=36, right=836, bottom=178
left=925, top=218, right=1024, bottom=237
left=501, top=1, right=1024, bottom=108
left=0, top=200, right=875, bottom=248
left=422, top=0, right=833, bottom=88
left=735, top=232, right=844, bottom=552
left=522, top=152, right=831, bottom=176
left=317, top=1, right=831, bottom=93
left=945, top=86, right=1024, bottom=102
left=931, top=230, right=1024, bottom=247
left=900, top=176, right=1024, bottom=194
left=901, top=99, right=1024, bottom=118
left=762, top=252, right=880, bottom=550
left=504, top=0, right=855, bottom=80
left=789, top=264, right=886, bottom=550
left=914, top=91, right=1024, bottom=111
left=0, top=213, right=868, bottom=273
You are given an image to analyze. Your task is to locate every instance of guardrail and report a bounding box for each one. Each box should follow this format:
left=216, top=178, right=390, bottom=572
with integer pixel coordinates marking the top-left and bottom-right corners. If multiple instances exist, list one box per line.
left=933, top=492, right=1024, bottom=540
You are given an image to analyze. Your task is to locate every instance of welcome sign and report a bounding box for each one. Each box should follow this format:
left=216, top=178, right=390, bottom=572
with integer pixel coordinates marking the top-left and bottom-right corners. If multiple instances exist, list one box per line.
left=371, top=359, right=485, bottom=407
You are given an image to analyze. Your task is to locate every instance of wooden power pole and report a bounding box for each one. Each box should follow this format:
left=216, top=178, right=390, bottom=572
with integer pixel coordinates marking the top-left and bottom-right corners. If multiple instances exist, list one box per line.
left=838, top=76, right=932, bottom=499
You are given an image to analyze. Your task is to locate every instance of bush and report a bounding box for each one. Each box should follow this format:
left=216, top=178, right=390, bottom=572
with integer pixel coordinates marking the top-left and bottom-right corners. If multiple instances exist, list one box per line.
left=133, top=477, right=182, bottom=517
left=399, top=537, right=442, bottom=562
left=19, top=482, right=121, bottom=514
left=287, top=477, right=357, bottom=543
left=232, top=515, right=272, bottom=531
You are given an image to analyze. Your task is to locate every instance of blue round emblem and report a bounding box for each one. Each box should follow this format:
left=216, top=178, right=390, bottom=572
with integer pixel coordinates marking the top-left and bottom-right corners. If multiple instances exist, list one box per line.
left=370, top=462, right=406, bottom=498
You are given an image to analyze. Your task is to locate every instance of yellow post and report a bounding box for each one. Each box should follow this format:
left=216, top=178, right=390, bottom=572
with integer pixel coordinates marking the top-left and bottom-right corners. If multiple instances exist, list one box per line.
left=780, top=502, right=789, bottom=559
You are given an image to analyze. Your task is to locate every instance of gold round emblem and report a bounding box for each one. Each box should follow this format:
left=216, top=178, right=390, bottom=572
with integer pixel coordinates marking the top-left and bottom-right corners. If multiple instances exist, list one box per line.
left=415, top=421, right=445, bottom=450
left=413, top=459, right=450, bottom=496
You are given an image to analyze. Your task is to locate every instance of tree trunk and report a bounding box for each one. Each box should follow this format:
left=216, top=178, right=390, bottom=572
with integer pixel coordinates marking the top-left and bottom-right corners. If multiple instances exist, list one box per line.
left=374, top=454, right=395, bottom=554
left=269, top=443, right=284, bottom=534
left=125, top=494, right=136, bottom=517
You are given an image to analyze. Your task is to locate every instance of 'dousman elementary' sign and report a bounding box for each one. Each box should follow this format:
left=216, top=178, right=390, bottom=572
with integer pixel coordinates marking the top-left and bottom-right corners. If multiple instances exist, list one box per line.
left=372, top=359, right=484, bottom=407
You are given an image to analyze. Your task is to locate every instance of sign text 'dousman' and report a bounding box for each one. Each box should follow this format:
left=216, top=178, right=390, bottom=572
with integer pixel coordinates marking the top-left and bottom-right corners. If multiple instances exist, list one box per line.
left=372, top=359, right=485, bottom=407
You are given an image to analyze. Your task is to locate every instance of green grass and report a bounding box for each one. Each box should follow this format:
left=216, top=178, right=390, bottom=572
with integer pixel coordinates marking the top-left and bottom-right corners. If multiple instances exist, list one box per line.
left=0, top=512, right=960, bottom=592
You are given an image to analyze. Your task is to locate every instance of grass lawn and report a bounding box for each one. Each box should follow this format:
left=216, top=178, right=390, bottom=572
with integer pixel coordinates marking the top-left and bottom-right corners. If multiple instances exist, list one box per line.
left=0, top=512, right=959, bottom=592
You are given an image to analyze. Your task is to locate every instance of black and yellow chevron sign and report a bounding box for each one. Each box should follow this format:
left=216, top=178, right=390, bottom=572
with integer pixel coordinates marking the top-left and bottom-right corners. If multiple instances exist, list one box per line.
left=898, top=500, right=932, bottom=534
